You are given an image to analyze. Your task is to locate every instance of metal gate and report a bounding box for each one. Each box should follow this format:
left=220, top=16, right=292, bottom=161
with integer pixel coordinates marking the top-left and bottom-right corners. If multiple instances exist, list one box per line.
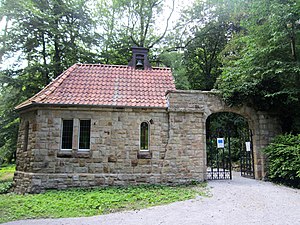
left=207, top=128, right=255, bottom=180
left=240, top=130, right=255, bottom=178
left=207, top=128, right=232, bottom=180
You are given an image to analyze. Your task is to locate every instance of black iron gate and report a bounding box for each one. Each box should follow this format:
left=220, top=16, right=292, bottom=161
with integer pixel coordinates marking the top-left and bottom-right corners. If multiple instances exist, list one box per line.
left=207, top=128, right=232, bottom=180
left=207, top=128, right=255, bottom=180
left=240, top=130, right=255, bottom=178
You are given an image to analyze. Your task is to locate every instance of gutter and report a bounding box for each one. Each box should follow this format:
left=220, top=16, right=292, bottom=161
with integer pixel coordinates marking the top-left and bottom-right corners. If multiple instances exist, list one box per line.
left=15, top=102, right=168, bottom=113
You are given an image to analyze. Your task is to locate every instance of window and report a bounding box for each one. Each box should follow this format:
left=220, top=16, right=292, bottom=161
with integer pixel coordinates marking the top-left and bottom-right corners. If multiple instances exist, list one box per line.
left=79, top=120, right=91, bottom=150
left=140, top=122, right=149, bottom=151
left=61, top=119, right=73, bottom=150
left=23, top=121, right=29, bottom=151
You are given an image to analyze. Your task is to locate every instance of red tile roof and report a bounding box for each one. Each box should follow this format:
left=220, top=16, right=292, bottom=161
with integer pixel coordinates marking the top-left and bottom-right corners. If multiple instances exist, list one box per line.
left=16, top=63, right=176, bottom=110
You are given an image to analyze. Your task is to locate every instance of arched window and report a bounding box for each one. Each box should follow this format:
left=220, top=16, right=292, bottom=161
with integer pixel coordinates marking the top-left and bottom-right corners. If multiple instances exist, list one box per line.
left=140, top=122, right=149, bottom=151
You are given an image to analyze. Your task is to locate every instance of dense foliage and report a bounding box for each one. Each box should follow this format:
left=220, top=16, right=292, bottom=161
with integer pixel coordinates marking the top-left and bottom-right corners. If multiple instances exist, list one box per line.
left=264, top=134, right=300, bottom=188
left=184, top=22, right=228, bottom=90
left=216, top=0, right=300, bottom=132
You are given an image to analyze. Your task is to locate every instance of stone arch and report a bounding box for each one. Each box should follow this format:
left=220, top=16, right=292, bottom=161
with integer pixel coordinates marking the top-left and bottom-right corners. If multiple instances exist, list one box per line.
left=166, top=90, right=281, bottom=180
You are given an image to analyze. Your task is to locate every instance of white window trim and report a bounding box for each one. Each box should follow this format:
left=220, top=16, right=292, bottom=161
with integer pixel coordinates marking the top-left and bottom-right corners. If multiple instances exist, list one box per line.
left=78, top=119, right=91, bottom=152
left=60, top=119, right=73, bottom=151
left=139, top=121, right=150, bottom=151
left=78, top=148, right=90, bottom=152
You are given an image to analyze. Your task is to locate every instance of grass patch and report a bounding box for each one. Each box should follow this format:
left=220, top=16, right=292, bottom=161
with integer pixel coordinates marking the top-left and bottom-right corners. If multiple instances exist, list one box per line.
left=0, top=164, right=15, bottom=194
left=0, top=182, right=207, bottom=223
left=0, top=164, right=15, bottom=181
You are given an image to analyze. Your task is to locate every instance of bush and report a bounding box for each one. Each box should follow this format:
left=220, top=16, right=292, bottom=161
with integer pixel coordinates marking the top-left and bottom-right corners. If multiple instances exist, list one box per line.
left=264, top=134, right=300, bottom=188
left=0, top=181, right=13, bottom=194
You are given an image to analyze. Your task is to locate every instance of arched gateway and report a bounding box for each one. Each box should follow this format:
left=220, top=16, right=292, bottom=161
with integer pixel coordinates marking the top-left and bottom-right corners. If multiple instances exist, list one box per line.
left=165, top=90, right=281, bottom=180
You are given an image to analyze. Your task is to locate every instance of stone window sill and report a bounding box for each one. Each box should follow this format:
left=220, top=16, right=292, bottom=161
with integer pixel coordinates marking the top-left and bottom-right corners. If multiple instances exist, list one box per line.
left=57, top=150, right=91, bottom=158
left=74, top=151, right=91, bottom=158
left=57, top=150, right=72, bottom=158
left=137, top=151, right=152, bottom=159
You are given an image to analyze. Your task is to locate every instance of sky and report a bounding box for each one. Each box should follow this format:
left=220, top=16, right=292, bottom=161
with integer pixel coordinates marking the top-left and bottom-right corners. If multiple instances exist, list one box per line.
left=161, top=0, right=195, bottom=30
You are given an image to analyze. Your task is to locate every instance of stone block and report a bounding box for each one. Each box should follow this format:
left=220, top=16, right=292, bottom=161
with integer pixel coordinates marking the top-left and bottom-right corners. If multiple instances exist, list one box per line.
left=108, top=155, right=117, bottom=162
left=74, top=167, right=88, bottom=173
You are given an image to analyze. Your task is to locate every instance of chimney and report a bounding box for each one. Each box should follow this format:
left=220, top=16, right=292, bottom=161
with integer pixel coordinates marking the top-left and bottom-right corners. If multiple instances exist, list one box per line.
left=128, top=47, right=152, bottom=70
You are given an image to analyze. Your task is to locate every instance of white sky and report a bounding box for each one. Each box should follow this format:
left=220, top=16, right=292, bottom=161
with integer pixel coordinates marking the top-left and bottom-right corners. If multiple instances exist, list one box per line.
left=0, top=17, right=5, bottom=28
left=161, top=0, right=195, bottom=30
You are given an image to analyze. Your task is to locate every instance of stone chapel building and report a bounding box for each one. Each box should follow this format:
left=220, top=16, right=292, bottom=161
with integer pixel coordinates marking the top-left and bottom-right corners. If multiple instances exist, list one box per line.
left=13, top=47, right=281, bottom=193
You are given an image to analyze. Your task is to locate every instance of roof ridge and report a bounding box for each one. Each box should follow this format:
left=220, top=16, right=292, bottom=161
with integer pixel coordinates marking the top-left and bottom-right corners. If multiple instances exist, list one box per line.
left=77, top=63, right=129, bottom=68
left=76, top=63, right=171, bottom=70
left=15, top=64, right=79, bottom=109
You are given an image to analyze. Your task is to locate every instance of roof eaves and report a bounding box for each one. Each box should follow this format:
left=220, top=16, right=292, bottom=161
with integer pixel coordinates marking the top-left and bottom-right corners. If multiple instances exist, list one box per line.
left=15, top=102, right=168, bottom=112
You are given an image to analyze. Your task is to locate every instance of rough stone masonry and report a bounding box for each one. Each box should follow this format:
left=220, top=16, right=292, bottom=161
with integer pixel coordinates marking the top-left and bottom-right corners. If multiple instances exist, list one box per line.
left=13, top=91, right=281, bottom=193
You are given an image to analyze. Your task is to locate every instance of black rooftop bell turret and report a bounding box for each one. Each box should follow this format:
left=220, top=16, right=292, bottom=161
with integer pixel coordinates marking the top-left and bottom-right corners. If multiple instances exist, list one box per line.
left=128, top=47, right=152, bottom=70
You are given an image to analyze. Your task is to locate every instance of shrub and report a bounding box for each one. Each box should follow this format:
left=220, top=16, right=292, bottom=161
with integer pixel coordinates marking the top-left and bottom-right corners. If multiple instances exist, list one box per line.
left=0, top=181, right=13, bottom=194
left=264, top=134, right=300, bottom=188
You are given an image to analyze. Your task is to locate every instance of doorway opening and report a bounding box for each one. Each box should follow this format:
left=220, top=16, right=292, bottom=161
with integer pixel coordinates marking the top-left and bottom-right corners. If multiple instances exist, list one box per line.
left=206, top=112, right=255, bottom=180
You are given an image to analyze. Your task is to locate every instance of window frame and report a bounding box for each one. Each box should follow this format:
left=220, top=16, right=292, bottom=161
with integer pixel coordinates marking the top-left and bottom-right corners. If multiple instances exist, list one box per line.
left=60, top=119, right=74, bottom=151
left=78, top=119, right=91, bottom=151
left=140, top=121, right=150, bottom=151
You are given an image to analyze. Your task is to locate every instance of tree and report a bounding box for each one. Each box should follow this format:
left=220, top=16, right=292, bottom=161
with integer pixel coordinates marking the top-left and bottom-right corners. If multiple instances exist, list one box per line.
left=159, top=51, right=190, bottom=89
left=184, top=21, right=229, bottom=90
left=127, top=0, right=174, bottom=48
left=165, top=0, right=247, bottom=91
left=95, top=0, right=175, bottom=64
left=0, top=0, right=98, bottom=164
left=216, top=0, right=300, bottom=132
left=1, top=0, right=98, bottom=81
left=0, top=68, right=41, bottom=164
left=94, top=0, right=132, bottom=65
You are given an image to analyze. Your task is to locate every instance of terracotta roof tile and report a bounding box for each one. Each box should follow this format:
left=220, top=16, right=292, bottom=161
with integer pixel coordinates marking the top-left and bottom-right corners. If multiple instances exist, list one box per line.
left=16, top=63, right=176, bottom=110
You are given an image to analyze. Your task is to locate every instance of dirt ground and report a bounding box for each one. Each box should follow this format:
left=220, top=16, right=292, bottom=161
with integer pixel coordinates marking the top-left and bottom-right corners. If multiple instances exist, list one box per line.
left=3, top=172, right=300, bottom=225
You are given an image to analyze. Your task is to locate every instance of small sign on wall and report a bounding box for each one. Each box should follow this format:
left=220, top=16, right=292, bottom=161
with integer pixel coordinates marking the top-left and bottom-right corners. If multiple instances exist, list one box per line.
left=217, top=138, right=225, bottom=148
left=245, top=142, right=251, bottom=152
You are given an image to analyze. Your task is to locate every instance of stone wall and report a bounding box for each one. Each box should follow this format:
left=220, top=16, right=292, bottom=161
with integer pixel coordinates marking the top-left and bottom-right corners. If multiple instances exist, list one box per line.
left=13, top=91, right=281, bottom=193
left=14, top=106, right=206, bottom=193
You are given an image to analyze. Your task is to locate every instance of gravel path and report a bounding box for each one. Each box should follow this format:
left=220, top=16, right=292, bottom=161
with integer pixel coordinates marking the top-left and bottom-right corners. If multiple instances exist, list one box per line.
left=3, top=172, right=300, bottom=225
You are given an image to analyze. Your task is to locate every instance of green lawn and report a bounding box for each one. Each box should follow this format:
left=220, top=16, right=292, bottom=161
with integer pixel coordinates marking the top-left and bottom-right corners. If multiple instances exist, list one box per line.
left=0, top=164, right=208, bottom=223
left=0, top=164, right=15, bottom=194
